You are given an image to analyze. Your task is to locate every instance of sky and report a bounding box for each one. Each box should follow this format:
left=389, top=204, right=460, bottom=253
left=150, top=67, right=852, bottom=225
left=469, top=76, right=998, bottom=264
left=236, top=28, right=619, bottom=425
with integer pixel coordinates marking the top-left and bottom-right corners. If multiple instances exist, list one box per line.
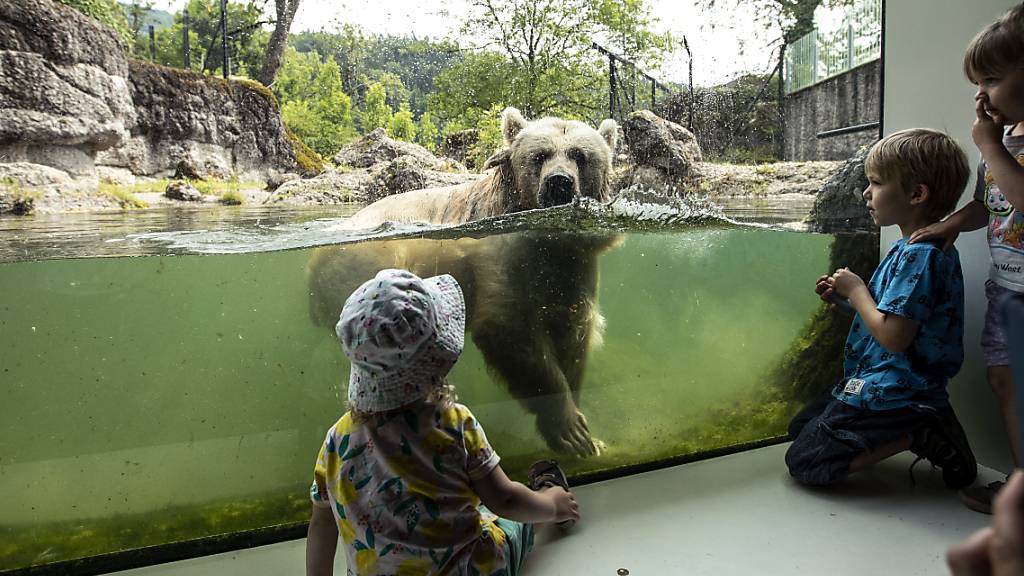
left=147, top=0, right=787, bottom=87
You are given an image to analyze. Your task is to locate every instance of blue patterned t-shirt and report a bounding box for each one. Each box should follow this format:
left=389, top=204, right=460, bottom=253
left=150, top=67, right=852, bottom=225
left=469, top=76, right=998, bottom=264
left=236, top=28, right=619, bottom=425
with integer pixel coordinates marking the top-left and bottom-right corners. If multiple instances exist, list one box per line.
left=833, top=238, right=964, bottom=410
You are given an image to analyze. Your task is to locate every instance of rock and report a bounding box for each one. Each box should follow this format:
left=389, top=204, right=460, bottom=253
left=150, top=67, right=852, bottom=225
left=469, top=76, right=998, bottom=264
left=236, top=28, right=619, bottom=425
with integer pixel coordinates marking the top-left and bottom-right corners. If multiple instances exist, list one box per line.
left=442, top=129, right=478, bottom=167
left=267, top=161, right=480, bottom=206
left=621, top=110, right=702, bottom=178
left=807, top=146, right=872, bottom=232
left=0, top=186, right=35, bottom=215
left=98, top=61, right=300, bottom=182
left=266, top=169, right=363, bottom=205
left=265, top=170, right=300, bottom=191
left=0, top=0, right=134, bottom=169
left=334, top=128, right=448, bottom=170
left=364, top=155, right=429, bottom=202
left=0, top=0, right=308, bottom=199
left=164, top=180, right=202, bottom=202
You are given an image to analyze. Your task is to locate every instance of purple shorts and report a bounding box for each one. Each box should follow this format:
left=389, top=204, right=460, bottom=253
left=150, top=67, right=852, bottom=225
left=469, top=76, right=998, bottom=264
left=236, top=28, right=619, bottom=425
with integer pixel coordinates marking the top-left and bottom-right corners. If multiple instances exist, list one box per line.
left=981, top=279, right=1018, bottom=367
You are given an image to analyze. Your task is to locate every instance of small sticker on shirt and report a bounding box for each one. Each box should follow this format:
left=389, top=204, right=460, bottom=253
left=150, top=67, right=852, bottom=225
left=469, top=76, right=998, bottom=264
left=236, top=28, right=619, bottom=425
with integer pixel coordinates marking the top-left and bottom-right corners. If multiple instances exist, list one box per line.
left=843, top=378, right=866, bottom=395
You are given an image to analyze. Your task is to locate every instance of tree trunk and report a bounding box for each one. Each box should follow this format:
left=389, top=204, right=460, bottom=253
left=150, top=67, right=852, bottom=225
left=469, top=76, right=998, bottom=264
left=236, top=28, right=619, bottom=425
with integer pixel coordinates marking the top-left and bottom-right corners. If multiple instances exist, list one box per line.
left=257, top=0, right=300, bottom=87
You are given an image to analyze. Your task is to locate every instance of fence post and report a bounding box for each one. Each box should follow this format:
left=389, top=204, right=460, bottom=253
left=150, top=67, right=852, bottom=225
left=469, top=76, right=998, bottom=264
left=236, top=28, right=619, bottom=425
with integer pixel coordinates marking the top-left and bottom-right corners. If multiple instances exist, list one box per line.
left=148, top=25, right=156, bottom=61
left=810, top=31, right=818, bottom=85
left=608, top=55, right=617, bottom=120
left=183, top=9, right=191, bottom=70
left=219, top=0, right=230, bottom=79
left=847, top=22, right=855, bottom=69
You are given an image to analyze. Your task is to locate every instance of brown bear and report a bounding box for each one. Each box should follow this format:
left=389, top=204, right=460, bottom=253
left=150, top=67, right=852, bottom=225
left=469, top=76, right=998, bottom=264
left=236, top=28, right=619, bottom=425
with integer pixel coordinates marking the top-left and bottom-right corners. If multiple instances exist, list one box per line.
left=307, top=107, right=619, bottom=457
left=342, top=106, right=618, bottom=228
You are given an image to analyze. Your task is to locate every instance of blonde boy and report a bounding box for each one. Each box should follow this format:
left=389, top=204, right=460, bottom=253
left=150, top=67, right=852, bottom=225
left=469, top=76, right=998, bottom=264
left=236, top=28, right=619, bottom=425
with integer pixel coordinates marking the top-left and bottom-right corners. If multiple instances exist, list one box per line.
left=787, top=129, right=975, bottom=489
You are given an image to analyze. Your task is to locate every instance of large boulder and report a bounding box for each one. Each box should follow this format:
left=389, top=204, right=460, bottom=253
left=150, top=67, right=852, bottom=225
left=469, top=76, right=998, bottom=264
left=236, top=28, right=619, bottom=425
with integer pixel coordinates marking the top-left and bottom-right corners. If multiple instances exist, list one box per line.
left=621, top=110, right=702, bottom=178
left=0, top=0, right=134, bottom=174
left=0, top=0, right=310, bottom=203
left=97, top=61, right=301, bottom=182
left=807, top=146, right=872, bottom=232
left=269, top=131, right=477, bottom=206
left=333, top=128, right=452, bottom=171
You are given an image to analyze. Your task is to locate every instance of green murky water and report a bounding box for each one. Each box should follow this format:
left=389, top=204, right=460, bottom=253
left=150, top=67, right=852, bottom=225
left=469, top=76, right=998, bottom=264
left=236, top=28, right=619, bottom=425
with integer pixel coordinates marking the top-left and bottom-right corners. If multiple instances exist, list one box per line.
left=0, top=209, right=860, bottom=570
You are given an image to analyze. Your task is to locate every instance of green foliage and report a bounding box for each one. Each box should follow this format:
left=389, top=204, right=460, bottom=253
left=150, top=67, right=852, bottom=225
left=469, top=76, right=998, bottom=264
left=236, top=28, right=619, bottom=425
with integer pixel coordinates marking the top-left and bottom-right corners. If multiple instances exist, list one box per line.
left=359, top=83, right=392, bottom=134
left=427, top=51, right=513, bottom=128
left=219, top=190, right=245, bottom=205
left=134, top=0, right=268, bottom=74
left=291, top=30, right=462, bottom=117
left=468, top=104, right=506, bottom=171
left=416, top=112, right=439, bottom=152
left=658, top=73, right=780, bottom=160
left=388, top=103, right=416, bottom=143
left=58, top=0, right=133, bottom=47
left=285, top=127, right=326, bottom=175
left=99, top=182, right=149, bottom=209
left=275, top=48, right=357, bottom=158
left=455, top=0, right=672, bottom=120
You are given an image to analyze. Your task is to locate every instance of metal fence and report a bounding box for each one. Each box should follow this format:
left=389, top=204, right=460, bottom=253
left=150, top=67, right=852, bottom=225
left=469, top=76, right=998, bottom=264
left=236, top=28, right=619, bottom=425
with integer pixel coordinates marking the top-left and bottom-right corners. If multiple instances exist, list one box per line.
left=784, top=0, right=881, bottom=94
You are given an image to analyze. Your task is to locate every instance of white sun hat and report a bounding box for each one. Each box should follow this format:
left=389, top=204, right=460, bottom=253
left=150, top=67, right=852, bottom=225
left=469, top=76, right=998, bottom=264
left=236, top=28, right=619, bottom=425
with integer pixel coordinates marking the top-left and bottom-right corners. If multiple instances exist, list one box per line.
left=336, top=268, right=466, bottom=413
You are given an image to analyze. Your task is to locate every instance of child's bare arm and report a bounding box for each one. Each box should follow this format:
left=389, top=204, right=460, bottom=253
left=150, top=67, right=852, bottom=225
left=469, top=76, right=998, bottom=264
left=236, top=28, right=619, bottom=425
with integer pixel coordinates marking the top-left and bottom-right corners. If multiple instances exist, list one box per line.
left=306, top=505, right=338, bottom=576
left=830, top=268, right=920, bottom=353
left=908, top=200, right=989, bottom=250
left=975, top=98, right=1024, bottom=209
left=473, top=464, right=579, bottom=524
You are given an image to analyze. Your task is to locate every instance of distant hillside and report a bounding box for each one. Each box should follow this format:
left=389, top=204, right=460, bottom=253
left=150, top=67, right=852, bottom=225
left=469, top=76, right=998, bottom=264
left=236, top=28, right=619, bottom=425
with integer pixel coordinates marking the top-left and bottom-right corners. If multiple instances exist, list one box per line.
left=119, top=2, right=174, bottom=30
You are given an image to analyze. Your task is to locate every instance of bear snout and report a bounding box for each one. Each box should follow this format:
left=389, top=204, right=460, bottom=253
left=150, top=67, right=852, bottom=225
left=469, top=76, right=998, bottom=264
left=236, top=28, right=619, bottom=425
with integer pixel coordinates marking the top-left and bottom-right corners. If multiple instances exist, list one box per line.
left=540, top=172, right=576, bottom=207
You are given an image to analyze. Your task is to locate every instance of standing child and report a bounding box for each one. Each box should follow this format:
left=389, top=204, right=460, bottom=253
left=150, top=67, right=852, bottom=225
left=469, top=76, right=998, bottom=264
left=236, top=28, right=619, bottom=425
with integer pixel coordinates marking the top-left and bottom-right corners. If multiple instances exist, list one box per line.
left=786, top=129, right=976, bottom=490
left=909, top=3, right=1024, bottom=513
left=305, top=268, right=579, bottom=576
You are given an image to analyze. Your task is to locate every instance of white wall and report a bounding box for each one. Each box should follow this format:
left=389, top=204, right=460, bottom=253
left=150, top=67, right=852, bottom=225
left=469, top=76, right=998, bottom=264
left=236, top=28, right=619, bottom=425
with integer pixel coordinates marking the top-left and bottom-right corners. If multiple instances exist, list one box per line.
left=884, top=0, right=1016, bottom=473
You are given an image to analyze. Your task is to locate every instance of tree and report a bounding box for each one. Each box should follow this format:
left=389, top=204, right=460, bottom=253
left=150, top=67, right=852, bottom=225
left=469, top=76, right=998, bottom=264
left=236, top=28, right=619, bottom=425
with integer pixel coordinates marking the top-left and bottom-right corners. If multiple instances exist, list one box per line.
left=417, top=111, right=439, bottom=152
left=456, top=0, right=671, bottom=120
left=360, top=83, right=392, bottom=133
left=275, top=48, right=356, bottom=157
left=698, top=0, right=852, bottom=158
left=389, top=103, right=417, bottom=142
left=257, top=0, right=301, bottom=86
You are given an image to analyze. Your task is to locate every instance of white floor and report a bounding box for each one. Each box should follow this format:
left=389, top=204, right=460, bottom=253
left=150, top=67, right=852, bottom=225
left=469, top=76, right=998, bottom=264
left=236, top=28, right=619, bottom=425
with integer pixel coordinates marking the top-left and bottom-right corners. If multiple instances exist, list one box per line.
left=117, top=444, right=999, bottom=576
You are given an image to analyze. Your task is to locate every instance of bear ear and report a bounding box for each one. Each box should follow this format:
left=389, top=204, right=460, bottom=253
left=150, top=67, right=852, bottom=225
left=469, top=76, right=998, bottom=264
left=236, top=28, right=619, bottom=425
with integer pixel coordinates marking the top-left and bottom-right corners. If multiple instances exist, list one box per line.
left=598, top=119, right=618, bottom=152
left=501, top=107, right=528, bottom=146
left=483, top=148, right=512, bottom=171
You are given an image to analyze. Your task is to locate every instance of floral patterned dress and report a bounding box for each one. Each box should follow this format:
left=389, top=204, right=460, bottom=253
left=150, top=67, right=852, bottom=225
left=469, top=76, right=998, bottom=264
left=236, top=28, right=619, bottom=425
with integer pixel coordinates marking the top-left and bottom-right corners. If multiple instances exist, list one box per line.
left=311, top=401, right=510, bottom=575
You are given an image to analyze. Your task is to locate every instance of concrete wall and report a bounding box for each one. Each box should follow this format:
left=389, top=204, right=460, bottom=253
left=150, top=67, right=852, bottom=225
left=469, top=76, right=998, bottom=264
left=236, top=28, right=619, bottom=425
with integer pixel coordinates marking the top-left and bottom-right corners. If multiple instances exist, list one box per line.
left=784, top=60, right=881, bottom=161
left=885, top=0, right=1017, bottom=474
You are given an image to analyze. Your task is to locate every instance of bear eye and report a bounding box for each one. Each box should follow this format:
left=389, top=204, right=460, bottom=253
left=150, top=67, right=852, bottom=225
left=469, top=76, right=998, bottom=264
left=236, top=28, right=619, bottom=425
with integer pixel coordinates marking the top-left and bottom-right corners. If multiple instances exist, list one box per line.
left=531, top=151, right=549, bottom=165
left=568, top=148, right=586, bottom=165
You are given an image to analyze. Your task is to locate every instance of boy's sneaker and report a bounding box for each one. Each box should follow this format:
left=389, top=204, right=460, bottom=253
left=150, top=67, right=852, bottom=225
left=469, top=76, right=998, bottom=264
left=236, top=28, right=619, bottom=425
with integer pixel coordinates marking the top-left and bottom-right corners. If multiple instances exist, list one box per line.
left=958, top=479, right=1006, bottom=514
left=908, top=405, right=977, bottom=490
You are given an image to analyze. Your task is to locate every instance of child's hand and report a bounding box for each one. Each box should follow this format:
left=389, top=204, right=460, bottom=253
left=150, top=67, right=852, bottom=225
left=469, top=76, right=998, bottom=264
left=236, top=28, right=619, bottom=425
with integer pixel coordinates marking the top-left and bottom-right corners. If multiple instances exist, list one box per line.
left=827, top=268, right=866, bottom=300
left=908, top=220, right=959, bottom=252
left=545, top=486, right=580, bottom=524
left=974, top=95, right=1006, bottom=150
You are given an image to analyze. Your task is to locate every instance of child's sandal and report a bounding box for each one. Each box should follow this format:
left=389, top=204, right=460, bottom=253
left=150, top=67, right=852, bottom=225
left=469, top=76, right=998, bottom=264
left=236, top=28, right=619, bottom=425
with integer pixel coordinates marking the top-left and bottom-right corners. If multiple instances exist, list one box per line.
left=527, top=459, right=575, bottom=529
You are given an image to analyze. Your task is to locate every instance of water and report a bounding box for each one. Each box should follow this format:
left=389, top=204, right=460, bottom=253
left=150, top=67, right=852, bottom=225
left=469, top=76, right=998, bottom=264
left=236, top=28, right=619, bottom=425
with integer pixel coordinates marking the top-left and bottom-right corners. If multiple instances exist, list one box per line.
left=0, top=201, right=870, bottom=570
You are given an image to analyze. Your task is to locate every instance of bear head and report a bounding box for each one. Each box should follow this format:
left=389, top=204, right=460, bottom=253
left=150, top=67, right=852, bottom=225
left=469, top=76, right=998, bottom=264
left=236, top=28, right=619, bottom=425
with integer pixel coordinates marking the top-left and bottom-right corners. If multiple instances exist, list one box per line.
left=484, top=107, right=618, bottom=209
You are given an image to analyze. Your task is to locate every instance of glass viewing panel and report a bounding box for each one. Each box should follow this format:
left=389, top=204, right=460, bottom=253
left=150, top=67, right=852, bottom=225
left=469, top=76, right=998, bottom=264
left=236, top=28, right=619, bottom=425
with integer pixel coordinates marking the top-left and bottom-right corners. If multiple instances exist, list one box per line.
left=0, top=0, right=882, bottom=571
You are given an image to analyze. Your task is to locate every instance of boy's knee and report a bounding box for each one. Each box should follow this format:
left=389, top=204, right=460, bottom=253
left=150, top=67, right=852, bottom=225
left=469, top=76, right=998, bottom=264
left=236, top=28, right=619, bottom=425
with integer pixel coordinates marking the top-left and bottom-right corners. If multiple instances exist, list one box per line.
left=785, top=429, right=850, bottom=487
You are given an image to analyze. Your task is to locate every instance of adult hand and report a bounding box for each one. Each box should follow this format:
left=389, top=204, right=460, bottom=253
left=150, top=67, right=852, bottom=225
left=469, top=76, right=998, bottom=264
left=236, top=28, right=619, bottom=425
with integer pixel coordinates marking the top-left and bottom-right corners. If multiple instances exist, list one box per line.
left=974, top=95, right=1006, bottom=150
left=947, top=471, right=1024, bottom=576
left=909, top=221, right=959, bottom=252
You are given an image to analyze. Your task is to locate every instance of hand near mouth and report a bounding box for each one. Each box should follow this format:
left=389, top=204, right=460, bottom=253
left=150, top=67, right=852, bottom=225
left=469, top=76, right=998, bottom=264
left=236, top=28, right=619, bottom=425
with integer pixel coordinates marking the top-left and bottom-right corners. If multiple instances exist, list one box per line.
left=974, top=96, right=1006, bottom=148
